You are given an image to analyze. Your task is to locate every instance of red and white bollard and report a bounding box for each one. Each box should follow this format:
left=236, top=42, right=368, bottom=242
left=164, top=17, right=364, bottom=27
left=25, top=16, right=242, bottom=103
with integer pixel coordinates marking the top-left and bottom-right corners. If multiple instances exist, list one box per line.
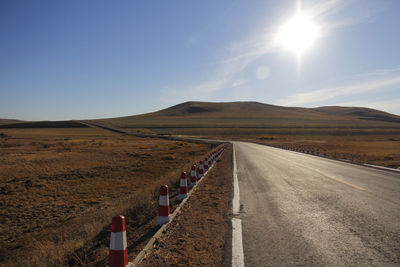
left=109, top=215, right=131, bottom=267
left=204, top=157, right=209, bottom=171
left=189, top=165, right=196, bottom=188
left=157, top=185, right=170, bottom=225
left=198, top=161, right=204, bottom=179
left=178, top=172, right=188, bottom=201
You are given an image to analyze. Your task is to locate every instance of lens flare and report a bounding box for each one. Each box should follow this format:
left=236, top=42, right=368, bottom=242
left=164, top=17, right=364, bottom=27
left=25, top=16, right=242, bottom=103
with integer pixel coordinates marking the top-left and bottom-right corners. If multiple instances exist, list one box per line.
left=278, top=14, right=318, bottom=54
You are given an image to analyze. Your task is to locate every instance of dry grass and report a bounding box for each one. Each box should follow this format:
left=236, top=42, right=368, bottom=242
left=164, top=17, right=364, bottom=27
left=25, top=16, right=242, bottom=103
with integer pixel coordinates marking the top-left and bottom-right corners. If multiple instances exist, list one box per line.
left=0, top=128, right=215, bottom=266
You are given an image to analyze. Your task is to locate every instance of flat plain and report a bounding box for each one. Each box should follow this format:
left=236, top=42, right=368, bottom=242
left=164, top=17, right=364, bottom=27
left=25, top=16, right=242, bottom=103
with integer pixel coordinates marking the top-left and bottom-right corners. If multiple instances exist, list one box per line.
left=0, top=127, right=214, bottom=266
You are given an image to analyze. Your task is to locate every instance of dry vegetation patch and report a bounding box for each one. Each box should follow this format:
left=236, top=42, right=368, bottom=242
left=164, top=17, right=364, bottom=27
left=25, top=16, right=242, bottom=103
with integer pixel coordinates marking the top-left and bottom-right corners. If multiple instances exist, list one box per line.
left=0, top=128, right=214, bottom=266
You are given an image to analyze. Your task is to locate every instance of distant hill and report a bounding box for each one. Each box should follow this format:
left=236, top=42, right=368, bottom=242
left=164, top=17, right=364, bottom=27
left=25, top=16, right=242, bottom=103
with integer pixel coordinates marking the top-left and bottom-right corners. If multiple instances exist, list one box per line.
left=0, top=120, right=89, bottom=128
left=2, top=102, right=399, bottom=133
left=0, top=119, right=21, bottom=125
left=313, top=106, right=400, bottom=123
left=95, top=101, right=400, bottom=129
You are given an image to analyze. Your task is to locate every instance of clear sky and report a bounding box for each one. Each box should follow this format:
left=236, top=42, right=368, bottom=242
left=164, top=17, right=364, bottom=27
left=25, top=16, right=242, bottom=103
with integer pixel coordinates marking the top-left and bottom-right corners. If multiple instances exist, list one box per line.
left=1, top=0, right=400, bottom=120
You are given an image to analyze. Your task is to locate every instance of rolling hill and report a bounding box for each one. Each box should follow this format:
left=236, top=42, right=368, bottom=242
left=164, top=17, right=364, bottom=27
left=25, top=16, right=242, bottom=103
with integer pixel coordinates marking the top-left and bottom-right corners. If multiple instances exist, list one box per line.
left=313, top=106, right=400, bottom=123
left=0, top=120, right=88, bottom=128
left=95, top=101, right=400, bottom=129
left=0, top=119, right=21, bottom=125
left=2, top=102, right=399, bottom=135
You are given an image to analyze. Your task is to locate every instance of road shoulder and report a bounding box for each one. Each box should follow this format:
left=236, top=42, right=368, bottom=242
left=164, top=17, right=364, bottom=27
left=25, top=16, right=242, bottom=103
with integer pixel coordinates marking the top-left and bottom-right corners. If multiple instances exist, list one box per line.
left=138, top=144, right=233, bottom=266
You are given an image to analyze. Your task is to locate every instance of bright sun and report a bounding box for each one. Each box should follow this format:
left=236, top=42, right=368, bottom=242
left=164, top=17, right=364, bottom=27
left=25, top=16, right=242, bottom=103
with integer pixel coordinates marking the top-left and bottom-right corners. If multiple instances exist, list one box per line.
left=278, top=14, right=318, bottom=54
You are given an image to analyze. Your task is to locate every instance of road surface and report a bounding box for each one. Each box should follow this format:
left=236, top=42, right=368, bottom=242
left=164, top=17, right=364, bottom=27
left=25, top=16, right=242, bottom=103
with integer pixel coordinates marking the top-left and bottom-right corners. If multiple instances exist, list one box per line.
left=234, top=141, right=400, bottom=266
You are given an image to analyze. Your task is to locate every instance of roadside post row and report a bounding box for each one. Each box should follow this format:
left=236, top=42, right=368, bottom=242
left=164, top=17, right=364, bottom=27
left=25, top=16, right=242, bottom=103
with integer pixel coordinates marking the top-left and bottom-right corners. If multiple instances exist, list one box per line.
left=108, top=144, right=227, bottom=267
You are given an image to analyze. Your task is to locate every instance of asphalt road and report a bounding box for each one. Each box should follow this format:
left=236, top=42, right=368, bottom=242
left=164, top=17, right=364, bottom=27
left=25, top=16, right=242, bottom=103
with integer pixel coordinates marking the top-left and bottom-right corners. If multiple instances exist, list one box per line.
left=234, top=141, right=400, bottom=266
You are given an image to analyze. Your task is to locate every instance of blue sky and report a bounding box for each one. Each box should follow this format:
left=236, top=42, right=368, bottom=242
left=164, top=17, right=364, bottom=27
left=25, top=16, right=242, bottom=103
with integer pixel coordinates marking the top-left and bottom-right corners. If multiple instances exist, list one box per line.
left=1, top=0, right=400, bottom=120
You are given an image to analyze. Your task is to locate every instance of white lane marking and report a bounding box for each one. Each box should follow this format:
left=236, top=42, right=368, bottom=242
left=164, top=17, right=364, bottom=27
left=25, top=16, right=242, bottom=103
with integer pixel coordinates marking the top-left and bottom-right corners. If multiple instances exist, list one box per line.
left=232, top=144, right=245, bottom=267
left=232, top=145, right=240, bottom=215
left=232, top=218, right=245, bottom=267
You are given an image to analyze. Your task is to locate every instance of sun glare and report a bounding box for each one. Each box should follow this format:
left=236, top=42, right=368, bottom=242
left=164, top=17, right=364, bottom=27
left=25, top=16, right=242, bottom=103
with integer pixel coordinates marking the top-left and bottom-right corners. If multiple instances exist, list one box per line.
left=278, top=14, right=318, bottom=54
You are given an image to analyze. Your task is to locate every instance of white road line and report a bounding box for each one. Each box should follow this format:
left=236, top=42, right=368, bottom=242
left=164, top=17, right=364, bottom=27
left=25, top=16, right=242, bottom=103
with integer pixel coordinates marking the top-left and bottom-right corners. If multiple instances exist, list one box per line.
left=232, top=143, right=245, bottom=267
left=232, top=218, right=245, bottom=267
left=232, top=145, right=240, bottom=215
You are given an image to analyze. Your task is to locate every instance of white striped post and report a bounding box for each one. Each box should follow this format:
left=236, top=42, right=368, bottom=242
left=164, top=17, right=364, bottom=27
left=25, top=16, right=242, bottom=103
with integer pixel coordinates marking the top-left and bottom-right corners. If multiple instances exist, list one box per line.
left=204, top=157, right=209, bottom=171
left=157, top=185, right=170, bottom=225
left=198, top=160, right=204, bottom=179
left=178, top=172, right=188, bottom=201
left=189, top=165, right=197, bottom=188
left=109, top=215, right=129, bottom=267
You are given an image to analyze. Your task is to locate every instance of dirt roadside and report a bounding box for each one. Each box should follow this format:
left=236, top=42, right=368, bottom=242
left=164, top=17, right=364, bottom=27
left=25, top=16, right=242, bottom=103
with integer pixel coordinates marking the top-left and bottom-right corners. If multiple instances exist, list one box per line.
left=138, top=144, right=233, bottom=266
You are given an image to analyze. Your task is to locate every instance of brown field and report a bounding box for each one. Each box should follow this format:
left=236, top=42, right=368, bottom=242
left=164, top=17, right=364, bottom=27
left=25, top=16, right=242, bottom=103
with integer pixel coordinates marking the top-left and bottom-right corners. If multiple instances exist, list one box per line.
left=0, top=127, right=216, bottom=266
left=93, top=129, right=400, bottom=169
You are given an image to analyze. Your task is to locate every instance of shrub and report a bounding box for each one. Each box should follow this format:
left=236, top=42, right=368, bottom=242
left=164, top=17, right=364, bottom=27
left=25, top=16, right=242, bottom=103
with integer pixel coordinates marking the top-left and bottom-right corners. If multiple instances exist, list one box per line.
left=384, top=155, right=394, bottom=161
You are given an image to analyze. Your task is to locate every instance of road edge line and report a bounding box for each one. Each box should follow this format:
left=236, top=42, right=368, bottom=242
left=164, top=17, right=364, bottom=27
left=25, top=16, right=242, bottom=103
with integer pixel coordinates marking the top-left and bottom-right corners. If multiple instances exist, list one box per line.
left=231, top=143, right=245, bottom=267
left=232, top=144, right=240, bottom=215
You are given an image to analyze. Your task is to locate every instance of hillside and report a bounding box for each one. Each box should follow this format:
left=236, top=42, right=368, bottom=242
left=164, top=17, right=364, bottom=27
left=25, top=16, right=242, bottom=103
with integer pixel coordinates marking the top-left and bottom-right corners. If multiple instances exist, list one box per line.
left=96, top=101, right=400, bottom=130
left=0, top=119, right=21, bottom=125
left=313, top=106, right=400, bottom=123
left=2, top=101, right=399, bottom=133
left=0, top=120, right=88, bottom=128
